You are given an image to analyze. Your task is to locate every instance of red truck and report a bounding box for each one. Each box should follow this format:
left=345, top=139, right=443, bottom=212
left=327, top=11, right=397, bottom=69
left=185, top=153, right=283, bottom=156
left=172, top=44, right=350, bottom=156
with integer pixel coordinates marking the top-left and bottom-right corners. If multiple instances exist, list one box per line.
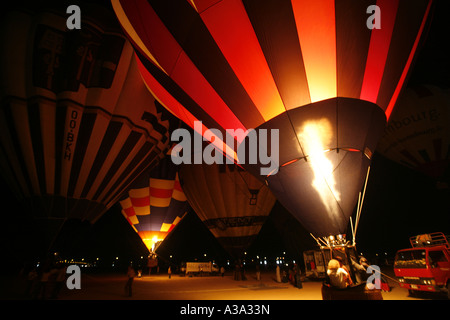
left=394, top=232, right=450, bottom=298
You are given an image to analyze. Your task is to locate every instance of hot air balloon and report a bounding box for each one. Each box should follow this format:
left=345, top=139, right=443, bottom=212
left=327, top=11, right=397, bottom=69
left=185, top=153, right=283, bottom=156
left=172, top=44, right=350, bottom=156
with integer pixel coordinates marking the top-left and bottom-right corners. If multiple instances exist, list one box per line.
left=0, top=4, right=171, bottom=252
left=120, top=156, right=189, bottom=252
left=179, top=161, right=276, bottom=259
left=112, top=0, right=433, bottom=238
left=377, top=85, right=450, bottom=180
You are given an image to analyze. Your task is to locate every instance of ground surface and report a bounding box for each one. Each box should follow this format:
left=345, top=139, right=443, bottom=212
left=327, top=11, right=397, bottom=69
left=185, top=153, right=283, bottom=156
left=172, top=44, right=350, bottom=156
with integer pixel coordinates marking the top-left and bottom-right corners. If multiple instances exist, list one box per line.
left=2, top=268, right=447, bottom=301
left=2, top=268, right=447, bottom=318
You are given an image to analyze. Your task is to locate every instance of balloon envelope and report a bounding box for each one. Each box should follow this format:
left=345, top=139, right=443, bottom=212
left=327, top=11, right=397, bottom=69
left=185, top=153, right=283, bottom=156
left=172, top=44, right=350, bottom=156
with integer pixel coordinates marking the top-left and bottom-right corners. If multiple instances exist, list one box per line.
left=0, top=5, right=171, bottom=226
left=179, top=162, right=276, bottom=258
left=377, top=85, right=450, bottom=179
left=113, top=0, right=433, bottom=236
left=120, top=157, right=189, bottom=252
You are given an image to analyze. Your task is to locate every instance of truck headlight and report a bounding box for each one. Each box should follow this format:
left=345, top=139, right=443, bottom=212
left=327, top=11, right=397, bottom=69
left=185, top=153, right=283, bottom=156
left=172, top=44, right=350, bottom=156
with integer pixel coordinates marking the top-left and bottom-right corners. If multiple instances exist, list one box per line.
left=421, top=279, right=435, bottom=285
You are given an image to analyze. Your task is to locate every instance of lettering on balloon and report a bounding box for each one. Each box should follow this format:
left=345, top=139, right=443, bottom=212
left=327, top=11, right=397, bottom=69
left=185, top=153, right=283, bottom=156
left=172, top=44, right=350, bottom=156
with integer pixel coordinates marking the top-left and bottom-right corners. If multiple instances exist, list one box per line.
left=384, top=109, right=440, bottom=135
left=64, top=109, right=79, bottom=161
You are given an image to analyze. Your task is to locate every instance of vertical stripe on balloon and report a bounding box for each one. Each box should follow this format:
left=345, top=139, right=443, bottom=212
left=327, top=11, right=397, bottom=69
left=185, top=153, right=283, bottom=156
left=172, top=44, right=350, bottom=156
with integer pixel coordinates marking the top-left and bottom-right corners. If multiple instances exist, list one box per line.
left=292, top=0, right=337, bottom=103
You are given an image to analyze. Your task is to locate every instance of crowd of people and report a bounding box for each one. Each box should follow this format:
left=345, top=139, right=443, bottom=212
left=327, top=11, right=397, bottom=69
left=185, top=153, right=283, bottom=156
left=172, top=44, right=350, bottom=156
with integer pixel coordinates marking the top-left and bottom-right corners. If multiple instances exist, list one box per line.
left=20, top=261, right=68, bottom=300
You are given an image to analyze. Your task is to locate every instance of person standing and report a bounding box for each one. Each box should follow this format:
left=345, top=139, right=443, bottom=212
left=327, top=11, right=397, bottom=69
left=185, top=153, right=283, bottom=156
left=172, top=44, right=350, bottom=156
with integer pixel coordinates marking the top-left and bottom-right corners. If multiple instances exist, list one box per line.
left=25, top=267, right=38, bottom=298
left=276, top=265, right=281, bottom=283
left=124, top=265, right=136, bottom=297
left=256, top=264, right=261, bottom=281
left=38, top=266, right=53, bottom=299
left=294, top=265, right=303, bottom=289
left=51, top=264, right=67, bottom=299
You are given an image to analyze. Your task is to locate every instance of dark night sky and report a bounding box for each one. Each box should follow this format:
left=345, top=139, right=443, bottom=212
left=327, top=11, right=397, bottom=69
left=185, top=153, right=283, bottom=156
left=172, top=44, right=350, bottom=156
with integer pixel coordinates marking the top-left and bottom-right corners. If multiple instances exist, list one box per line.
left=1, top=0, right=449, bottom=269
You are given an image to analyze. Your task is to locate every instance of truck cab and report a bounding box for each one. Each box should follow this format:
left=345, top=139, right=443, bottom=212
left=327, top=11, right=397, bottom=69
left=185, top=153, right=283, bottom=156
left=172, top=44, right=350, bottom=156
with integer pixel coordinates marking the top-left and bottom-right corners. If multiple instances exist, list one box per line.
left=394, top=232, right=450, bottom=298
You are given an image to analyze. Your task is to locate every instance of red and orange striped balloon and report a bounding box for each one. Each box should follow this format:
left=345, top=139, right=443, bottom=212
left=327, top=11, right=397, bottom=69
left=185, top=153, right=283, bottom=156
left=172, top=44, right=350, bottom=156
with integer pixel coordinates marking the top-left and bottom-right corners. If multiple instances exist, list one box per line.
left=112, top=0, right=433, bottom=237
left=120, top=157, right=188, bottom=252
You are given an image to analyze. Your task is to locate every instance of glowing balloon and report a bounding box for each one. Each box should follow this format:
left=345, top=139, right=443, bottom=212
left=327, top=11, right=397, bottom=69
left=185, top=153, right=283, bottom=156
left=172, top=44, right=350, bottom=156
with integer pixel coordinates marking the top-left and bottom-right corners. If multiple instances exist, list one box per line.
left=120, top=157, right=189, bottom=252
left=113, top=0, right=433, bottom=237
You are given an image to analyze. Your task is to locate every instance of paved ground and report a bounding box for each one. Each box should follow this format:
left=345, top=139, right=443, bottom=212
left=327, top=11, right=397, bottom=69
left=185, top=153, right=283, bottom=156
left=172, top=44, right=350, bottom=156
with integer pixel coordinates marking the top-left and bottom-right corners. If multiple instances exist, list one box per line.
left=3, top=269, right=447, bottom=301
left=2, top=269, right=448, bottom=318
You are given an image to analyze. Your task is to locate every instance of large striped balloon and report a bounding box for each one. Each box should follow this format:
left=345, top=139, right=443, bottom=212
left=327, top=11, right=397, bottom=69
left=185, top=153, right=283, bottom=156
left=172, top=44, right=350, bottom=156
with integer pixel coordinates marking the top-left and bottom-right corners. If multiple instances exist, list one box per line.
left=112, top=0, right=433, bottom=237
left=120, top=157, right=189, bottom=252
left=0, top=5, right=171, bottom=224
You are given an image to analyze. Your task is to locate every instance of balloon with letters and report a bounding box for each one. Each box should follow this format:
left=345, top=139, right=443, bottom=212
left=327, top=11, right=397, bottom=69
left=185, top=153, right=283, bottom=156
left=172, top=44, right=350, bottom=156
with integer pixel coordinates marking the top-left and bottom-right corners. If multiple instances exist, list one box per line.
left=377, top=85, right=450, bottom=180
left=0, top=4, right=172, bottom=252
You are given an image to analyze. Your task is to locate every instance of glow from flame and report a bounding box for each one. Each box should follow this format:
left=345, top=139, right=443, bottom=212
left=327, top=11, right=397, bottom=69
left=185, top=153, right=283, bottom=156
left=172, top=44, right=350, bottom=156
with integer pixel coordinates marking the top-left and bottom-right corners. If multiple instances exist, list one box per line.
left=298, top=119, right=341, bottom=219
left=141, top=236, right=164, bottom=252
